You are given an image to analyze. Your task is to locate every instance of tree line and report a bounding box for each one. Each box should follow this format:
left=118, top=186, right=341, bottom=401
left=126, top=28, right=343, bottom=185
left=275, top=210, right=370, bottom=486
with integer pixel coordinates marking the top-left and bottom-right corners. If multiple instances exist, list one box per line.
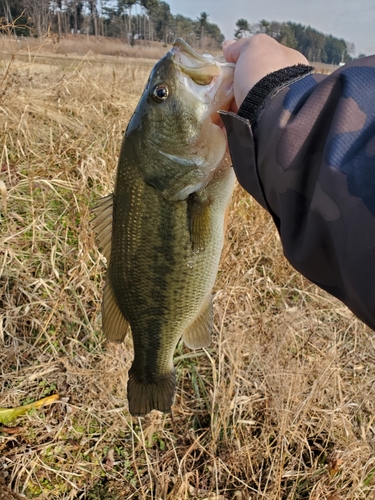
left=235, top=18, right=358, bottom=64
left=0, top=0, right=224, bottom=48
left=0, top=1, right=360, bottom=62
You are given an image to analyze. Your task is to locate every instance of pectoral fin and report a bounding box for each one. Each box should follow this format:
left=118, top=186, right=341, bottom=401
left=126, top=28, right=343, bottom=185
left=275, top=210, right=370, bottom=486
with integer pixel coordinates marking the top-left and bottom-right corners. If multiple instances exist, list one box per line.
left=102, top=280, right=129, bottom=343
left=187, top=192, right=212, bottom=252
left=91, top=194, right=113, bottom=263
left=183, top=295, right=213, bottom=349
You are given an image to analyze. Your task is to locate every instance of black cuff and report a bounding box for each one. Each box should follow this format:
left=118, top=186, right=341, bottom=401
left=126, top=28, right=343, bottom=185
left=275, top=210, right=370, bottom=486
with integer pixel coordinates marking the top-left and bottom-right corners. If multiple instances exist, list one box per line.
left=238, top=64, right=314, bottom=126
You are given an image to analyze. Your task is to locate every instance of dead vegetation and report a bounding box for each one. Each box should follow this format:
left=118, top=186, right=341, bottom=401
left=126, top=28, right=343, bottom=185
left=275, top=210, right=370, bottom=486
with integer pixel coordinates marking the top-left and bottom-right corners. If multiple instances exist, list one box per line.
left=0, top=39, right=374, bottom=500
left=0, top=33, right=172, bottom=63
left=312, top=62, right=339, bottom=75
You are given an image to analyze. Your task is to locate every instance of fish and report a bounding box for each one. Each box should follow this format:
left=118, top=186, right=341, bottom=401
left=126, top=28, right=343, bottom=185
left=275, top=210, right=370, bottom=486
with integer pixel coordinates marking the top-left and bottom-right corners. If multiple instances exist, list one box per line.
left=93, top=38, right=235, bottom=417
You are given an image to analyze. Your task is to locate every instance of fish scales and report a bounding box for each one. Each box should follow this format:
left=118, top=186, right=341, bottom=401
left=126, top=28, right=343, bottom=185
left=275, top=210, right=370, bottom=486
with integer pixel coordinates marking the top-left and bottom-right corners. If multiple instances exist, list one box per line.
left=110, top=156, right=234, bottom=415
left=93, top=38, right=235, bottom=416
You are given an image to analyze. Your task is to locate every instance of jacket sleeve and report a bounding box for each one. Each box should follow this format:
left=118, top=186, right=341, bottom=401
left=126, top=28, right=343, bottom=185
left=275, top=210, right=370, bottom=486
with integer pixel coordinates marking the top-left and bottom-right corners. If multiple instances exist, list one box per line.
left=220, top=55, right=375, bottom=331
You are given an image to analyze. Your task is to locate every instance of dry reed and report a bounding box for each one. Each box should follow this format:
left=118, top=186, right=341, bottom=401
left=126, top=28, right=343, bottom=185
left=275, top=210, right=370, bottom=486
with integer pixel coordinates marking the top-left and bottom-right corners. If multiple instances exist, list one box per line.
left=0, top=33, right=171, bottom=63
left=0, top=39, right=374, bottom=500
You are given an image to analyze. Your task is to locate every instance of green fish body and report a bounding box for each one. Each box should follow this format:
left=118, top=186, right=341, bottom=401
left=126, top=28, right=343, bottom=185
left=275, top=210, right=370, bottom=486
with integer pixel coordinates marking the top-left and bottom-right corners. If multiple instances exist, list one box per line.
left=93, top=39, right=235, bottom=416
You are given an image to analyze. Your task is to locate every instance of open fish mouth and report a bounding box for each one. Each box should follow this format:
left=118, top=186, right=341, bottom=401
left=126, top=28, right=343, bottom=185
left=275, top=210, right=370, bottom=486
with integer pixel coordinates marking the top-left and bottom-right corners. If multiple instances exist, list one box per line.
left=172, top=37, right=223, bottom=84
left=172, top=37, right=234, bottom=84
left=171, top=37, right=235, bottom=123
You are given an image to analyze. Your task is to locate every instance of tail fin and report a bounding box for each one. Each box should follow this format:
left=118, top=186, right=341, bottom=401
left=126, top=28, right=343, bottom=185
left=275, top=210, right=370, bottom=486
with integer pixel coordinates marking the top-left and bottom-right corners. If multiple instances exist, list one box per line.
left=127, top=371, right=176, bottom=417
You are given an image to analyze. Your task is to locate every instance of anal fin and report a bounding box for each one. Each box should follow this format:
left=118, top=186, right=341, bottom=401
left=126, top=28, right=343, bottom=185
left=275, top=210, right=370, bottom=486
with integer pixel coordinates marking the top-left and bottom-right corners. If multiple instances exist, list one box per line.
left=102, top=280, right=129, bottom=343
left=182, top=295, right=213, bottom=349
left=127, top=370, right=176, bottom=417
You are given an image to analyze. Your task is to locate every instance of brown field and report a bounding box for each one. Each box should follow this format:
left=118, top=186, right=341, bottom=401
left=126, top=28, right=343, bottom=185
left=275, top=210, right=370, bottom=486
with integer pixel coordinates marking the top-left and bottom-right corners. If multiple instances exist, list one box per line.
left=0, top=33, right=171, bottom=58
left=311, top=62, right=339, bottom=75
left=0, top=37, right=374, bottom=500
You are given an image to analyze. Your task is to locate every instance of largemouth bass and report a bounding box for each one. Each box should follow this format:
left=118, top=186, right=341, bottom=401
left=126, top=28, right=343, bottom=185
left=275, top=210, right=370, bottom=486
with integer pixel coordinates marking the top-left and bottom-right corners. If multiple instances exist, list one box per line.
left=93, top=38, right=235, bottom=416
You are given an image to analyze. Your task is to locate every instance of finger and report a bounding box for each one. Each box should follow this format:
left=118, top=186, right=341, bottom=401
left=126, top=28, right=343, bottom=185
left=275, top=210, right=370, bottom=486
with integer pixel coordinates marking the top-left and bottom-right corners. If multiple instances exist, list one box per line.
left=222, top=39, right=236, bottom=50
left=222, top=38, right=249, bottom=63
left=230, top=100, right=239, bottom=113
left=221, top=39, right=236, bottom=62
left=219, top=124, right=232, bottom=157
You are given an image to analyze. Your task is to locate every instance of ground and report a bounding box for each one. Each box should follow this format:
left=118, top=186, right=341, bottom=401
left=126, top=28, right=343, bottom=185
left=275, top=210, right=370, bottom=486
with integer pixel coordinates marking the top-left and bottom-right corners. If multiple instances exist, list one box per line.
left=0, top=35, right=374, bottom=499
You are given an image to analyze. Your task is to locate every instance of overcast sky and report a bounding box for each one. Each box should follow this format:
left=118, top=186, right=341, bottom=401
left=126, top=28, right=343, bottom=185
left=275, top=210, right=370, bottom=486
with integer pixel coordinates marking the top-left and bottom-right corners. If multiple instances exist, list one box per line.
left=166, top=0, right=375, bottom=56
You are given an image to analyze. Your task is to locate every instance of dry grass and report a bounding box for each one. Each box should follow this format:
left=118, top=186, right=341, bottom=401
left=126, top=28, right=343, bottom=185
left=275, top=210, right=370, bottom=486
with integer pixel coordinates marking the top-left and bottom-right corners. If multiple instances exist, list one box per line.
left=0, top=42, right=375, bottom=500
left=0, top=33, right=171, bottom=61
left=311, top=62, right=339, bottom=75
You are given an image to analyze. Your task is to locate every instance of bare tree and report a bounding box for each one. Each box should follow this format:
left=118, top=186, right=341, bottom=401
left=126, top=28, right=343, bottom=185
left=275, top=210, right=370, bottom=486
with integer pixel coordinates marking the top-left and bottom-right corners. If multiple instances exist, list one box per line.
left=87, top=0, right=98, bottom=36
left=23, top=0, right=51, bottom=37
left=141, top=0, right=159, bottom=41
left=118, top=0, right=137, bottom=43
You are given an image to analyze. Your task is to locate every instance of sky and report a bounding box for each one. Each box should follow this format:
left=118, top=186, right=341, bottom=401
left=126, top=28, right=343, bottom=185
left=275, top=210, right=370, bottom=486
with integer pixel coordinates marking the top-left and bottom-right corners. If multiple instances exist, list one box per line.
left=166, top=0, right=375, bottom=57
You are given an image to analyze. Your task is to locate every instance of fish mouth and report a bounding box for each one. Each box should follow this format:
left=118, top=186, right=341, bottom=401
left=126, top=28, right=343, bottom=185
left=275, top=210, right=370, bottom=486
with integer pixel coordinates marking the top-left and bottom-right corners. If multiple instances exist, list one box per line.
left=172, top=38, right=213, bottom=64
left=172, top=37, right=234, bottom=85
left=171, top=38, right=235, bottom=123
left=172, top=38, right=222, bottom=85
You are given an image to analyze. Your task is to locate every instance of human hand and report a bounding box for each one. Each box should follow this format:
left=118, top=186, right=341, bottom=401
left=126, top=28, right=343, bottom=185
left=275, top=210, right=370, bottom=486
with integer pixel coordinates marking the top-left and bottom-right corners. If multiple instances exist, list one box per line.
left=222, top=34, right=309, bottom=112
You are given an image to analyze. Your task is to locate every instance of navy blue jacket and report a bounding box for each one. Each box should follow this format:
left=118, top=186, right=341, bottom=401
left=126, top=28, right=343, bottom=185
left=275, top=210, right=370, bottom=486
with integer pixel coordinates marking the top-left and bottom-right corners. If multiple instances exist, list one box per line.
left=221, top=56, right=375, bottom=330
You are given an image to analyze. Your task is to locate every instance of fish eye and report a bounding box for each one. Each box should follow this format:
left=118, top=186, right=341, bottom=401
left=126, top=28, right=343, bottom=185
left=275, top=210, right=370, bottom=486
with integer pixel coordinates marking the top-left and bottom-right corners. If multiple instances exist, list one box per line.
left=152, top=84, right=169, bottom=103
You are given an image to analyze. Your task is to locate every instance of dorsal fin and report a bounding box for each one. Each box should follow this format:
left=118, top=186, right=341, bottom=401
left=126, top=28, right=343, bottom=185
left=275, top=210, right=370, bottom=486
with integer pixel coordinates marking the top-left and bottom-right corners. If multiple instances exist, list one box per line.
left=91, top=194, right=113, bottom=263
left=102, top=280, right=129, bottom=343
left=182, top=294, right=213, bottom=349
